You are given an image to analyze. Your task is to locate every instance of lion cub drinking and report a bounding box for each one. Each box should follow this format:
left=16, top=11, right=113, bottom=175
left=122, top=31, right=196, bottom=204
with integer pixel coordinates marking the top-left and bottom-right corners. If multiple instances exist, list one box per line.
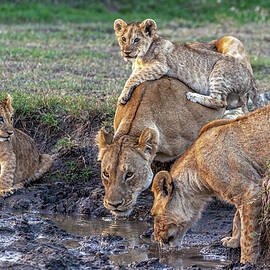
left=151, top=104, right=270, bottom=264
left=114, top=19, right=261, bottom=111
left=0, top=95, right=53, bottom=195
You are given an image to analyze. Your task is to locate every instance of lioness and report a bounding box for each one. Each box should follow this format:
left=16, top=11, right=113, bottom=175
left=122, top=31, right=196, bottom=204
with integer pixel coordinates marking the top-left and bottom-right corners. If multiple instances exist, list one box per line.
left=0, top=95, right=53, bottom=195
left=114, top=19, right=261, bottom=110
left=97, top=77, right=225, bottom=216
left=151, top=105, right=270, bottom=264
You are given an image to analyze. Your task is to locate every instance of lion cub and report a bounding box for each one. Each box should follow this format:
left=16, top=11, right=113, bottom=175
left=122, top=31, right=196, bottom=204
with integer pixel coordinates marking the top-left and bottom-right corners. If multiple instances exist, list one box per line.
left=0, top=95, right=53, bottom=195
left=114, top=19, right=261, bottom=111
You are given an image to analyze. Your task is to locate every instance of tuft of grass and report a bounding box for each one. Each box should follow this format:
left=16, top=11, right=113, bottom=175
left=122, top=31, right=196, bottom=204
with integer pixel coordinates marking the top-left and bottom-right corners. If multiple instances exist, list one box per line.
left=55, top=137, right=75, bottom=151
left=51, top=160, right=94, bottom=182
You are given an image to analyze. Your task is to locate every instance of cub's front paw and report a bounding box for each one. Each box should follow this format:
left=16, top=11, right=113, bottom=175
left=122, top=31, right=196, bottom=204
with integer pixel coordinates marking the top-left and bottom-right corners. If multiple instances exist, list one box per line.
left=118, top=85, right=138, bottom=105
left=221, top=236, right=240, bottom=248
left=0, top=187, right=15, bottom=198
left=120, top=96, right=129, bottom=105
left=186, top=92, right=200, bottom=103
left=118, top=94, right=129, bottom=105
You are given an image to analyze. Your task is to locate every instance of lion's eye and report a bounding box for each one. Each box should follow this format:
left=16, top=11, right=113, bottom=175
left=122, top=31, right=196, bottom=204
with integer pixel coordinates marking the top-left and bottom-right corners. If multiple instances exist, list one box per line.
left=125, top=172, right=134, bottom=181
left=10, top=116, right=14, bottom=123
left=103, top=171, right=109, bottom=179
left=0, top=117, right=4, bottom=124
left=134, top=38, right=140, bottom=43
left=122, top=37, right=126, bottom=42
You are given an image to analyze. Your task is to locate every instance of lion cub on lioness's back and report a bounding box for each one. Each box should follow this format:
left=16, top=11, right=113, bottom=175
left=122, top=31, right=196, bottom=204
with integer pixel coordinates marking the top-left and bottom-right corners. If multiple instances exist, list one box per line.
left=114, top=19, right=261, bottom=111
left=0, top=95, right=53, bottom=195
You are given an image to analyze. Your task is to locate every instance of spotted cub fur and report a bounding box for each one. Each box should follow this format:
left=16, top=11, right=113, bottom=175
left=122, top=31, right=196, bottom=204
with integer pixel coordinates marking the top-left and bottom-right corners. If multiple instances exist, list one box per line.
left=114, top=19, right=262, bottom=111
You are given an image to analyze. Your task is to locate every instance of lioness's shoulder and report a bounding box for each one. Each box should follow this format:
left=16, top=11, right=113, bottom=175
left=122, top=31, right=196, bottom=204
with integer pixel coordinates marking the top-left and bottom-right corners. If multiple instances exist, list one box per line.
left=199, top=119, right=235, bottom=136
left=199, top=105, right=270, bottom=137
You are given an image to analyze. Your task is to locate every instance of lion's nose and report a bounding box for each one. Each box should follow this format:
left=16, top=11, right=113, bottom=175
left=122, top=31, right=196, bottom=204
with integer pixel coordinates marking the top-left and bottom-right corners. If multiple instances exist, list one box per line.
left=108, top=199, right=124, bottom=209
left=162, top=235, right=174, bottom=245
left=124, top=51, right=131, bottom=55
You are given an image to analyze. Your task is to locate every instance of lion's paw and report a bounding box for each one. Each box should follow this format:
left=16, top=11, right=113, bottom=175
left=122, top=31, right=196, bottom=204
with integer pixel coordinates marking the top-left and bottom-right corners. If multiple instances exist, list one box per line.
left=186, top=92, right=200, bottom=103
left=0, top=187, right=16, bottom=198
left=221, top=236, right=240, bottom=248
left=118, top=95, right=128, bottom=105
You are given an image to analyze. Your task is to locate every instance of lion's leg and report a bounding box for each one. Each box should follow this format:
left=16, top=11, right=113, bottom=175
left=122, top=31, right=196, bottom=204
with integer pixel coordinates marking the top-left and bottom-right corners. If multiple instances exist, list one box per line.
left=239, top=191, right=261, bottom=264
left=0, top=153, right=16, bottom=196
left=221, top=209, right=241, bottom=248
left=29, top=154, right=53, bottom=183
left=186, top=92, right=226, bottom=109
left=186, top=59, right=251, bottom=110
left=119, top=64, right=168, bottom=105
left=239, top=95, right=249, bottom=114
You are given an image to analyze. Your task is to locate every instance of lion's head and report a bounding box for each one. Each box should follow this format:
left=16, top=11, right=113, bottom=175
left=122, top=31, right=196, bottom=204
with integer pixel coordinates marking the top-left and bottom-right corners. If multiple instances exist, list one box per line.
left=96, top=127, right=158, bottom=217
left=0, top=95, right=14, bottom=142
left=114, top=18, right=157, bottom=62
left=151, top=170, right=194, bottom=247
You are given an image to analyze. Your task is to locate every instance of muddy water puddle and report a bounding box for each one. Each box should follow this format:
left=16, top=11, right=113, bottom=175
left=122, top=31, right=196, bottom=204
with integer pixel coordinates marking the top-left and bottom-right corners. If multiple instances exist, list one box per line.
left=42, top=214, right=231, bottom=269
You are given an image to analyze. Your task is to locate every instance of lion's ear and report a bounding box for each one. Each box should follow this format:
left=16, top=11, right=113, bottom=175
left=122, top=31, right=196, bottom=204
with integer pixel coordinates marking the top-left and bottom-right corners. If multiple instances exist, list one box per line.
left=140, top=19, right=156, bottom=38
left=152, top=171, right=173, bottom=198
left=5, top=94, right=13, bottom=113
left=96, top=127, right=113, bottom=161
left=114, top=19, right=127, bottom=36
left=137, top=128, right=158, bottom=162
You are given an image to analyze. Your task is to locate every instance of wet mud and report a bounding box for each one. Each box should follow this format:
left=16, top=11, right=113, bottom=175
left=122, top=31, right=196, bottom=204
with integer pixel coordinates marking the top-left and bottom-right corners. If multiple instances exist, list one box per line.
left=0, top=177, right=249, bottom=270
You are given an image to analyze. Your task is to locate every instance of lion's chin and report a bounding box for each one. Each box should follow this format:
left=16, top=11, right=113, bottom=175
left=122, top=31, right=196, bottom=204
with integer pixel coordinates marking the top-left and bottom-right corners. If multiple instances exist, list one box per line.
left=111, top=208, right=133, bottom=218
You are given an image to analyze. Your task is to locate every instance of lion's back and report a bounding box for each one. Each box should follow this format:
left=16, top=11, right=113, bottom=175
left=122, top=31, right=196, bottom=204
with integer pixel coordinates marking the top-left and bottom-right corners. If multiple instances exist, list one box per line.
left=195, top=105, right=270, bottom=186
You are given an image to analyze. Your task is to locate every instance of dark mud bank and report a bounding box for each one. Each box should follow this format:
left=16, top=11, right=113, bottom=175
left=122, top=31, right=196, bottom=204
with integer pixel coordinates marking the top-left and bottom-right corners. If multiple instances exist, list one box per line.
left=0, top=179, right=250, bottom=270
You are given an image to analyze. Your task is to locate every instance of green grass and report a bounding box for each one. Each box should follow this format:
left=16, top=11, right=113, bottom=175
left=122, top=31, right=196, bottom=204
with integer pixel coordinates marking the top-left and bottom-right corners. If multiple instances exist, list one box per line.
left=0, top=0, right=269, bottom=25
left=251, top=56, right=270, bottom=70
left=51, top=160, right=94, bottom=182
left=0, top=17, right=269, bottom=127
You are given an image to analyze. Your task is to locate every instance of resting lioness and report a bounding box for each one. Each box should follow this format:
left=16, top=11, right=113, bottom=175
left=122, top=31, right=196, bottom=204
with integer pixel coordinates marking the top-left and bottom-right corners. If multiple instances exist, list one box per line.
left=151, top=105, right=270, bottom=264
left=97, top=77, right=225, bottom=216
left=0, top=95, right=53, bottom=195
left=114, top=19, right=262, bottom=110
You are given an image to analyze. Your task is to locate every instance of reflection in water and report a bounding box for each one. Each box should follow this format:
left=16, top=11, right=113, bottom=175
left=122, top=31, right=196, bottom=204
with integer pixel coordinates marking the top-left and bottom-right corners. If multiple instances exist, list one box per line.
left=0, top=251, right=22, bottom=263
left=42, top=214, right=230, bottom=269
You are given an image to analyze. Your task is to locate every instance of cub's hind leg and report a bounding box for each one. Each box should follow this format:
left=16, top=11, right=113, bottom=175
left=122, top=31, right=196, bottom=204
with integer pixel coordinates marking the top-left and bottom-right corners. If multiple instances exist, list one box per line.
left=221, top=209, right=241, bottom=248
left=186, top=91, right=226, bottom=109
left=29, top=154, right=53, bottom=183
left=186, top=59, right=253, bottom=110
left=0, top=153, right=16, bottom=196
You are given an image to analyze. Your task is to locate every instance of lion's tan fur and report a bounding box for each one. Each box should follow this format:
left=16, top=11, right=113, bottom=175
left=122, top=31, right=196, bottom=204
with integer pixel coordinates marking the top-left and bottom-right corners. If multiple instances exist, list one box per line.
left=0, top=96, right=53, bottom=195
left=151, top=105, right=270, bottom=264
left=97, top=77, right=225, bottom=216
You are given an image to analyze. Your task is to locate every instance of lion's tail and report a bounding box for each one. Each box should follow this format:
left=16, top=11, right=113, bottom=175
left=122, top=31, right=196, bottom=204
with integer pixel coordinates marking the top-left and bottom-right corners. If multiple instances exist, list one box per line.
left=31, top=154, right=53, bottom=182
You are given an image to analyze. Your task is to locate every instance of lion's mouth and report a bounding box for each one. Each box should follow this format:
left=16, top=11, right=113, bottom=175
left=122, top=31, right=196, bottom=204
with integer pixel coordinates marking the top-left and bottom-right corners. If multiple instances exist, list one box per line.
left=111, top=208, right=132, bottom=217
left=0, top=136, right=11, bottom=142
left=123, top=52, right=137, bottom=59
